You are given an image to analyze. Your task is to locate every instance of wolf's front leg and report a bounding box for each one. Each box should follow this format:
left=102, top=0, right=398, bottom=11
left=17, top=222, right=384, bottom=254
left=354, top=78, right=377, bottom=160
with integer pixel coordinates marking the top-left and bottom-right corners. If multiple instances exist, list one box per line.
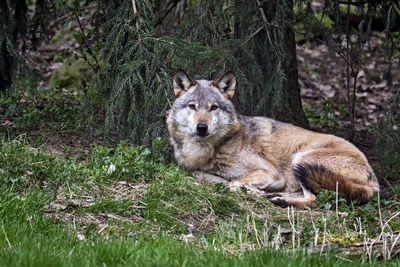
left=229, top=169, right=286, bottom=194
left=192, top=171, right=229, bottom=185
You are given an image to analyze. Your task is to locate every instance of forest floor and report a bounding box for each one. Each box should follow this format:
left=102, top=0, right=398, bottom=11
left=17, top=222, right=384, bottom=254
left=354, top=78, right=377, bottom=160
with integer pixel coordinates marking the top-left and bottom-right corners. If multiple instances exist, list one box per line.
left=297, top=34, right=397, bottom=130
left=0, top=133, right=399, bottom=266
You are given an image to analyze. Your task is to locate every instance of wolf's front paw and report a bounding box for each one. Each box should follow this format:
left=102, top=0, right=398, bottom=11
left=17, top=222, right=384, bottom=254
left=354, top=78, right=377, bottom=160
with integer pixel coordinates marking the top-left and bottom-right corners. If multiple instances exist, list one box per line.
left=229, top=181, right=264, bottom=196
left=228, top=181, right=242, bottom=191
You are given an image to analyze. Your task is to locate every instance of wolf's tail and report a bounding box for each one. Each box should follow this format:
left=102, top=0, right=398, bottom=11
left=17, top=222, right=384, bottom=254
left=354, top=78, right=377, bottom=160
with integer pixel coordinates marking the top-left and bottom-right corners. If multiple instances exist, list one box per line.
left=293, top=163, right=379, bottom=204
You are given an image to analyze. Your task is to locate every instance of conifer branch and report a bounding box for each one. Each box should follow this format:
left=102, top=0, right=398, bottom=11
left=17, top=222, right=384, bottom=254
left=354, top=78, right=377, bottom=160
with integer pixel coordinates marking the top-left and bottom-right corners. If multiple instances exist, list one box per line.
left=131, top=0, right=137, bottom=14
left=244, top=26, right=263, bottom=44
left=255, top=0, right=279, bottom=58
left=256, top=0, right=268, bottom=23
left=74, top=13, right=100, bottom=72
left=131, top=0, right=139, bottom=30
left=142, top=37, right=177, bottom=46
left=390, top=0, right=400, bottom=17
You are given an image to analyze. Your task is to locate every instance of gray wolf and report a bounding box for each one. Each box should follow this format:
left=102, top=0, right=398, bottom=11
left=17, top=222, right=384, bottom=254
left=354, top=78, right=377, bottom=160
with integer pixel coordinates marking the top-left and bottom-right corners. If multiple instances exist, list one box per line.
left=166, top=70, right=380, bottom=207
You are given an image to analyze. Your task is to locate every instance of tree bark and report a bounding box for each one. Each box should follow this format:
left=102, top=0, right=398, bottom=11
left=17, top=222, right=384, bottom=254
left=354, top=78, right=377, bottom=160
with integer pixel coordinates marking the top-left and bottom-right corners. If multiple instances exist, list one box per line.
left=0, top=0, right=12, bottom=91
left=154, top=0, right=186, bottom=35
left=255, top=0, right=308, bottom=127
left=0, top=0, right=27, bottom=91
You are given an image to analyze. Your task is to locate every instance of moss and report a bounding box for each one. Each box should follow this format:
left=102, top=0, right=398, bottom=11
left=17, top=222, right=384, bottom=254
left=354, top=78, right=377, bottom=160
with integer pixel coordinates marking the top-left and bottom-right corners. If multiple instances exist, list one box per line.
left=51, top=58, right=94, bottom=90
left=295, top=13, right=334, bottom=42
left=314, top=13, right=334, bottom=30
left=319, top=234, right=362, bottom=245
left=339, top=4, right=360, bottom=16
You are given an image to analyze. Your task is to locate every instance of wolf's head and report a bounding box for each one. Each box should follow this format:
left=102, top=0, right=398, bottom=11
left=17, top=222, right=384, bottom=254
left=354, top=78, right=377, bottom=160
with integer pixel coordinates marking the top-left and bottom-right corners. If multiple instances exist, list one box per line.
left=167, top=69, right=239, bottom=141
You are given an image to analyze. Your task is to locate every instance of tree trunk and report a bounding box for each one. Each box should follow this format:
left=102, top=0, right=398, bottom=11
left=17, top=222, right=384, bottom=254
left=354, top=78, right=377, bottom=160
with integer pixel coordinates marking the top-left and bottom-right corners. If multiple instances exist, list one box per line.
left=0, top=0, right=12, bottom=91
left=255, top=0, right=308, bottom=127
left=154, top=0, right=186, bottom=35
left=0, top=0, right=27, bottom=91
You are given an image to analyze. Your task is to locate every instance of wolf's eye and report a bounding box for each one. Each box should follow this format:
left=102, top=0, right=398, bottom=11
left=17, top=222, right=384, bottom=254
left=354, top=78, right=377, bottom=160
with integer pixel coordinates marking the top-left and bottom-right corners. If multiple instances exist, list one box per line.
left=188, top=103, right=196, bottom=110
left=211, top=104, right=219, bottom=110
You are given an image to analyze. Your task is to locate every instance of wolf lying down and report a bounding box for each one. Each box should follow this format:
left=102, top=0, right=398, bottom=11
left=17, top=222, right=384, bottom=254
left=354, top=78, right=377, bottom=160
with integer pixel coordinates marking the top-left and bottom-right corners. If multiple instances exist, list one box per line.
left=166, top=70, right=379, bottom=207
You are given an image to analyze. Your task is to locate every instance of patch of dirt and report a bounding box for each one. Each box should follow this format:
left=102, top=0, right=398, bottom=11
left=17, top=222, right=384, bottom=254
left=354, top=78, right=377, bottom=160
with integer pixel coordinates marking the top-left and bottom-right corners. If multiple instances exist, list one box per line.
left=45, top=181, right=147, bottom=237
left=297, top=34, right=398, bottom=128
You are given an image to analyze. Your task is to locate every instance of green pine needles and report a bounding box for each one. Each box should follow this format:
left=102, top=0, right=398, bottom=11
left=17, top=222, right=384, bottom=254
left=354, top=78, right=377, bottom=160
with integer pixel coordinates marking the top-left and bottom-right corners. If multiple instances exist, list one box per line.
left=89, top=0, right=172, bottom=144
left=89, top=0, right=297, bottom=145
left=0, top=0, right=28, bottom=91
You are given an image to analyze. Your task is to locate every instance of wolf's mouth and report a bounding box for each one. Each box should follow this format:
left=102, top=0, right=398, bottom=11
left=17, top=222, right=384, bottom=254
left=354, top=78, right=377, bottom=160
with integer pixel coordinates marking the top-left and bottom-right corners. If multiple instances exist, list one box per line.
left=195, top=132, right=209, bottom=138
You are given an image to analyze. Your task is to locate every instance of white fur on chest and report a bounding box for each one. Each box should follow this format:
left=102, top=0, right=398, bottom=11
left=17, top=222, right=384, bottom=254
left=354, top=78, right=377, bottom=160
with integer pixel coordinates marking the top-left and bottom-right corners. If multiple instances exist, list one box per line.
left=179, top=141, right=215, bottom=170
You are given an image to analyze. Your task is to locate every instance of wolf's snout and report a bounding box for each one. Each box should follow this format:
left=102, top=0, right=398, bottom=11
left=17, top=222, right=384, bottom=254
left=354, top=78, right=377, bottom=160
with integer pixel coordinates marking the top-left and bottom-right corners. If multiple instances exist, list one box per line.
left=196, top=124, right=209, bottom=137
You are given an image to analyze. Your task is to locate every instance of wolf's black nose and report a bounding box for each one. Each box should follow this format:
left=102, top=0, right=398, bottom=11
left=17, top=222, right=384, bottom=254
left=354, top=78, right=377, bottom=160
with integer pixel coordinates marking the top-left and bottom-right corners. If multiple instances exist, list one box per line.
left=196, top=124, right=208, bottom=136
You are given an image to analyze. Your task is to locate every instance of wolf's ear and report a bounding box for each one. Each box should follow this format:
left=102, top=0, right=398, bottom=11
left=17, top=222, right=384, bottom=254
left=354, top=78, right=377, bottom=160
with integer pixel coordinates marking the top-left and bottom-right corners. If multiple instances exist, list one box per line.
left=212, top=71, right=236, bottom=99
left=173, top=69, right=196, bottom=97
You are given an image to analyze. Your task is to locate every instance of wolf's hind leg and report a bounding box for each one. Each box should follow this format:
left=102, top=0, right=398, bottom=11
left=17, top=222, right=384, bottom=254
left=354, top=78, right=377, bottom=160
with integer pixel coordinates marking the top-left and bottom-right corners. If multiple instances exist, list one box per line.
left=266, top=191, right=317, bottom=208
left=229, top=169, right=286, bottom=193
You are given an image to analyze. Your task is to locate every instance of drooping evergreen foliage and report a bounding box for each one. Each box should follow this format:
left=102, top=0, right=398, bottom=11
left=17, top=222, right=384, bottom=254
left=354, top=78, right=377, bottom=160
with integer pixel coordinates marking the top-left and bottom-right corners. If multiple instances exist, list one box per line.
left=88, top=0, right=183, bottom=144
left=176, top=0, right=297, bottom=119
left=0, top=0, right=57, bottom=92
left=89, top=0, right=309, bottom=145
left=0, top=0, right=28, bottom=91
left=88, top=0, right=215, bottom=143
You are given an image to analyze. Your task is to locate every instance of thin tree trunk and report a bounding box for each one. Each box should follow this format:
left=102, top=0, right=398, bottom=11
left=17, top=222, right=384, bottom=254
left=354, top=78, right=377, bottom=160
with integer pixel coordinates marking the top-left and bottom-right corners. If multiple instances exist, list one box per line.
left=255, top=0, right=308, bottom=127
left=0, top=0, right=13, bottom=91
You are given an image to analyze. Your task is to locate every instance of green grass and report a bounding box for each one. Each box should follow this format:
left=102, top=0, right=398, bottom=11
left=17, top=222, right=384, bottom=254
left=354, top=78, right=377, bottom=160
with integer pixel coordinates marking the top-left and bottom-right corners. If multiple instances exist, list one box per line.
left=0, top=136, right=399, bottom=266
left=0, top=188, right=389, bottom=267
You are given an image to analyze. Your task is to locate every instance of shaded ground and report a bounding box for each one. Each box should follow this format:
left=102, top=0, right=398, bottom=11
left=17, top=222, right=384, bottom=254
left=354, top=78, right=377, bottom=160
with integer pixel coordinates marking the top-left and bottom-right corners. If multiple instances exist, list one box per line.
left=297, top=34, right=398, bottom=129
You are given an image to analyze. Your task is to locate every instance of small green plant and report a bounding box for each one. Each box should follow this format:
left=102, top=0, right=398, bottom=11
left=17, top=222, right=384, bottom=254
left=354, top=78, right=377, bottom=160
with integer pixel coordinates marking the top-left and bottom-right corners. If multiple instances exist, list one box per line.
left=304, top=100, right=343, bottom=132
left=316, top=189, right=347, bottom=211
left=393, top=184, right=400, bottom=194
left=0, top=92, right=19, bottom=118
left=305, top=64, right=319, bottom=77
left=74, top=138, right=170, bottom=183
left=19, top=106, right=39, bottom=128
left=376, top=90, right=400, bottom=180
